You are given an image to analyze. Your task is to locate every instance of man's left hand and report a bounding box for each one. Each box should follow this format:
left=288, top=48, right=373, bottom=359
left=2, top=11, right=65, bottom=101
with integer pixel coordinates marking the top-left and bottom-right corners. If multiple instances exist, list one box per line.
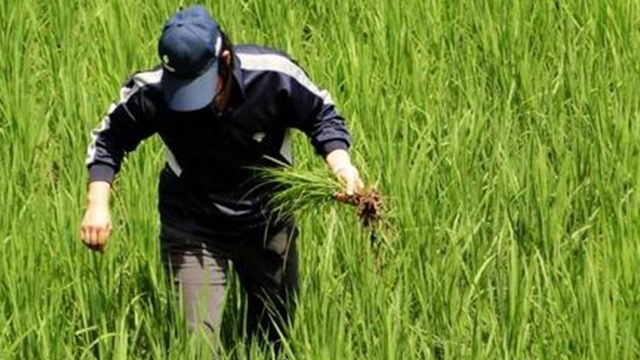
left=335, top=164, right=364, bottom=195
left=325, top=149, right=365, bottom=195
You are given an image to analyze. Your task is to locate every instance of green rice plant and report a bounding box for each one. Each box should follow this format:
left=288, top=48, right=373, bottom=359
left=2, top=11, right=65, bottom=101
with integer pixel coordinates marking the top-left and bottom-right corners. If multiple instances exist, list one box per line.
left=256, top=160, right=345, bottom=218
left=2, top=0, right=640, bottom=359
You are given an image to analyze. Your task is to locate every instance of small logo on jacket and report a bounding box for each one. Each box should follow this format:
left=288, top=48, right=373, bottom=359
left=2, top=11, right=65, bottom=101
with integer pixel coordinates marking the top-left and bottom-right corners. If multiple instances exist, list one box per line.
left=162, top=55, right=176, bottom=72
left=252, top=132, right=266, bottom=143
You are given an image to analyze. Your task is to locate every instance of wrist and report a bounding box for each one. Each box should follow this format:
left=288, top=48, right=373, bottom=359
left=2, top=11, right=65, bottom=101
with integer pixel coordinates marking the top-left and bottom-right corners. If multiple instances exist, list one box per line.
left=86, top=181, right=111, bottom=207
left=87, top=197, right=109, bottom=210
left=87, top=198, right=109, bottom=208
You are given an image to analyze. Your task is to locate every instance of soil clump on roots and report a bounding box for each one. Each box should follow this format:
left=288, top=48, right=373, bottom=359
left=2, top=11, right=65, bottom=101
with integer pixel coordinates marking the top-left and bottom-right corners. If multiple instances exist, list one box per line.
left=333, top=188, right=385, bottom=228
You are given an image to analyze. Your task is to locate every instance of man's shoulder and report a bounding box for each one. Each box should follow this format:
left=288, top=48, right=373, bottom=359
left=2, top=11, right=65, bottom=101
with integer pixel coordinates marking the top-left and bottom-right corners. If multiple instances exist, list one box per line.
left=108, top=66, right=164, bottom=116
left=125, top=66, right=163, bottom=91
left=115, top=66, right=164, bottom=106
left=234, top=44, right=307, bottom=82
left=234, top=44, right=294, bottom=61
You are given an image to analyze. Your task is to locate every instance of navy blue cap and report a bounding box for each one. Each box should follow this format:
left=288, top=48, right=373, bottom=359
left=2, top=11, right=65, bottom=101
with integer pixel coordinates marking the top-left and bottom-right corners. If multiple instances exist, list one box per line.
left=158, top=6, right=223, bottom=111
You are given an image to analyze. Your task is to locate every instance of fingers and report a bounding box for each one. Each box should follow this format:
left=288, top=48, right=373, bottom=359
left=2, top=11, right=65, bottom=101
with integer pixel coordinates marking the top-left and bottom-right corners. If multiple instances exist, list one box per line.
left=96, top=226, right=109, bottom=245
left=86, top=226, right=99, bottom=247
left=341, top=166, right=364, bottom=195
left=335, top=166, right=363, bottom=195
left=345, top=185, right=354, bottom=196
left=346, top=176, right=357, bottom=196
left=81, top=224, right=108, bottom=253
left=80, top=205, right=111, bottom=253
left=347, top=178, right=365, bottom=195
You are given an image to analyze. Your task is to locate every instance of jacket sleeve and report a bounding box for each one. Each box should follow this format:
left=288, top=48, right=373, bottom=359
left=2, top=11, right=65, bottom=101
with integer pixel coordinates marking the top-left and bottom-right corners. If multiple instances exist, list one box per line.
left=283, top=63, right=352, bottom=156
left=85, top=76, right=157, bottom=183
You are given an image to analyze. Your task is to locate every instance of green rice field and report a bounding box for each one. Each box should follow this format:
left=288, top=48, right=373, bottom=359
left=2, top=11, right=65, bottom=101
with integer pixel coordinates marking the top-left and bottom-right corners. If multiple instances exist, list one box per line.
left=1, top=0, right=639, bottom=358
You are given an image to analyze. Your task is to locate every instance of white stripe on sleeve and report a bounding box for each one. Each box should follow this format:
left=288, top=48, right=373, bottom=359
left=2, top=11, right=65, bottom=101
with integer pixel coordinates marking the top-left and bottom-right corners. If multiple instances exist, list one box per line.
left=238, top=53, right=334, bottom=106
left=85, top=69, right=162, bottom=166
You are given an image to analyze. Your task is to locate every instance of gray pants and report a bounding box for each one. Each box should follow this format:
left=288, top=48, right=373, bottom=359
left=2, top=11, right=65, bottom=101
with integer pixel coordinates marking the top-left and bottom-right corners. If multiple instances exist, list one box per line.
left=160, top=220, right=299, bottom=347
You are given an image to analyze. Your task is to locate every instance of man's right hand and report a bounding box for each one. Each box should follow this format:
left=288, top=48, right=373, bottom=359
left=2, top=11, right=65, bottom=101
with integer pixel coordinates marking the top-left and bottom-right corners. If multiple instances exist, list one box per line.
left=81, top=181, right=112, bottom=253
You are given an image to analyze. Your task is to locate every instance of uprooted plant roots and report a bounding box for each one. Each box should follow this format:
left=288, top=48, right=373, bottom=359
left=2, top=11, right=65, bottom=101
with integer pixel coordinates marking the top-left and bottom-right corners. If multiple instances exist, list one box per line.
left=333, top=188, right=385, bottom=228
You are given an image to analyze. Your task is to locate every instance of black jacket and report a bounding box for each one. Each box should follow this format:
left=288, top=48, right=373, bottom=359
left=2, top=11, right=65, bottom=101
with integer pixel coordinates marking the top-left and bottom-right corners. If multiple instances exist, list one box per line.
left=86, top=44, right=351, bottom=234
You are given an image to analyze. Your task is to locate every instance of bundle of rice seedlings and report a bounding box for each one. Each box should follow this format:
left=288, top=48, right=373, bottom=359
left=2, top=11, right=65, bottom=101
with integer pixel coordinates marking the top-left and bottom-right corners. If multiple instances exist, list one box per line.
left=256, top=163, right=387, bottom=231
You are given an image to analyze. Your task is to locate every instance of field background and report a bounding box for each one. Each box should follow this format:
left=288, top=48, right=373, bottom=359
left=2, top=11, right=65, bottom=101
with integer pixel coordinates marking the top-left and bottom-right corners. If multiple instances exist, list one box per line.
left=1, top=0, right=640, bottom=359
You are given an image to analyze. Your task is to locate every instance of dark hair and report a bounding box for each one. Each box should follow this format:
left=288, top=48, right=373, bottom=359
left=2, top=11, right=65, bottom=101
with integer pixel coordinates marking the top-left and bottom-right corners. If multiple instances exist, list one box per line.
left=218, top=29, right=234, bottom=86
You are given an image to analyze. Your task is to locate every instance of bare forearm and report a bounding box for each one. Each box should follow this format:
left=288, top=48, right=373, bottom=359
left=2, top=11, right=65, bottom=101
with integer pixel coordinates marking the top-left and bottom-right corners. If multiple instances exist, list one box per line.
left=87, top=181, right=111, bottom=207
left=81, top=181, right=113, bottom=252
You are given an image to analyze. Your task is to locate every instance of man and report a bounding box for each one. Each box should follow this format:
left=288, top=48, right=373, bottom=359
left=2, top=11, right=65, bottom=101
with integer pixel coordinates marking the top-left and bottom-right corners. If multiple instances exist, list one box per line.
left=80, top=5, right=363, bottom=349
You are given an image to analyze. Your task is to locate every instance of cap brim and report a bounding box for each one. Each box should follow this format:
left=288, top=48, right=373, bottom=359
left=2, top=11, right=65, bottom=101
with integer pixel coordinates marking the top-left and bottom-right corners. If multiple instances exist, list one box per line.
left=161, top=61, right=218, bottom=111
